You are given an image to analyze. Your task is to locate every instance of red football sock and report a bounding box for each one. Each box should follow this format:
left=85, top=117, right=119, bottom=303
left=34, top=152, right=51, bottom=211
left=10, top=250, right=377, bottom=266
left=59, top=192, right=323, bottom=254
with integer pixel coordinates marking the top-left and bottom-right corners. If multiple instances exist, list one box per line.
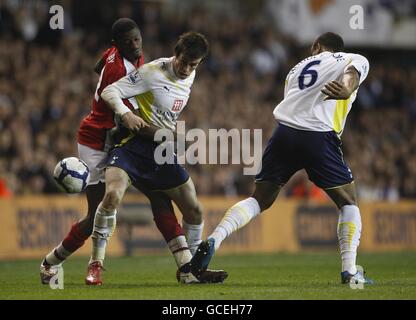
left=62, top=223, right=89, bottom=253
left=154, top=210, right=184, bottom=243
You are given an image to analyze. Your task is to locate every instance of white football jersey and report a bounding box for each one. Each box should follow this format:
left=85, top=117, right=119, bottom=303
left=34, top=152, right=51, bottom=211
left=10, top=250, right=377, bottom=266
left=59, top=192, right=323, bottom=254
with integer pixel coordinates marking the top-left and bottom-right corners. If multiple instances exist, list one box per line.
left=273, top=51, right=369, bottom=135
left=105, top=56, right=195, bottom=131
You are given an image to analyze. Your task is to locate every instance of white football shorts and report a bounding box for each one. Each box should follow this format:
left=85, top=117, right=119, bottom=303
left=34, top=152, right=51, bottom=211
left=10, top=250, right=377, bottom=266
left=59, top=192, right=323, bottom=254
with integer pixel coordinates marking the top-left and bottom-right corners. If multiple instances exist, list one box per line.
left=77, top=143, right=108, bottom=185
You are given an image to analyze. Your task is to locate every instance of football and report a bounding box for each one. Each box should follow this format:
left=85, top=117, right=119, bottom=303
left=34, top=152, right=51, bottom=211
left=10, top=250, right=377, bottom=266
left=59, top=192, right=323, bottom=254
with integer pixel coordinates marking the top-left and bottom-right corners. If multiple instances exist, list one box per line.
left=53, top=157, right=90, bottom=193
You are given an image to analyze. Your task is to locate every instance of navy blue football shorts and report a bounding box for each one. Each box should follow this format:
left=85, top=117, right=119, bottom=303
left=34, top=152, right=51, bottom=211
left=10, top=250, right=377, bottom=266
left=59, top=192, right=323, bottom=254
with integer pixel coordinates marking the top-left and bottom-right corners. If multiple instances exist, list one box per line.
left=107, top=135, right=189, bottom=191
left=255, top=123, right=353, bottom=189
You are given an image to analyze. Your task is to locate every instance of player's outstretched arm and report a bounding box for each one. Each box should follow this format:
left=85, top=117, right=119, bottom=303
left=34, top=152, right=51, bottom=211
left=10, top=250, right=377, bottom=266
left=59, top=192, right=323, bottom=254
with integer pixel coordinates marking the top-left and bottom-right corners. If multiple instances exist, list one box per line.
left=321, top=66, right=360, bottom=100
left=101, top=74, right=149, bottom=132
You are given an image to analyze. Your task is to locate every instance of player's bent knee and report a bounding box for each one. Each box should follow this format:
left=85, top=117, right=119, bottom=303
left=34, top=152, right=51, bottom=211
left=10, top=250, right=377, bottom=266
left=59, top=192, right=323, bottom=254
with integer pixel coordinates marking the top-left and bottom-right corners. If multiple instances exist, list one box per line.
left=325, top=183, right=358, bottom=209
left=338, top=198, right=357, bottom=208
left=252, top=181, right=281, bottom=211
left=256, top=197, right=275, bottom=212
left=253, top=191, right=276, bottom=210
left=182, top=202, right=203, bottom=224
left=103, top=188, right=124, bottom=210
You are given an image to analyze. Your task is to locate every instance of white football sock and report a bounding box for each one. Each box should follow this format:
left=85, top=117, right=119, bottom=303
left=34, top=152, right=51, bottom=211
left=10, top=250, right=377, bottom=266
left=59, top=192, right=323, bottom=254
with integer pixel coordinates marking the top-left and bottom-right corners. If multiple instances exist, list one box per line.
left=45, top=244, right=71, bottom=265
left=90, top=202, right=117, bottom=265
left=337, top=205, right=362, bottom=275
left=209, top=197, right=261, bottom=251
left=182, top=220, right=204, bottom=255
left=168, top=235, right=193, bottom=268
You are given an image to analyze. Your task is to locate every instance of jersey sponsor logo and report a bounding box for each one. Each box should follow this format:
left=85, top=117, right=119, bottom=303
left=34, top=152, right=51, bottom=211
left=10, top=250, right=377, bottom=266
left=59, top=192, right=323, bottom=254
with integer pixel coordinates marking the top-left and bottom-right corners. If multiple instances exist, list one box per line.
left=156, top=109, right=179, bottom=123
left=172, top=99, right=183, bottom=112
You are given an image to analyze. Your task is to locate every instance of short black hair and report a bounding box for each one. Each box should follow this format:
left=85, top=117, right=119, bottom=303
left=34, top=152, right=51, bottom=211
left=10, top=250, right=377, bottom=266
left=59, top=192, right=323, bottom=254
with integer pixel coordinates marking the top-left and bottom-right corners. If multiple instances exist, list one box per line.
left=316, top=32, right=344, bottom=52
left=111, top=18, right=139, bottom=42
left=174, top=31, right=209, bottom=60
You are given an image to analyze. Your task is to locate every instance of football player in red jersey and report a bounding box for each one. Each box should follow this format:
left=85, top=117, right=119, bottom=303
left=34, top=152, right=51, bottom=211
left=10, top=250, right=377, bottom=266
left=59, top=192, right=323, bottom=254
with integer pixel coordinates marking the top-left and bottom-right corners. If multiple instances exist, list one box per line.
left=40, top=19, right=215, bottom=286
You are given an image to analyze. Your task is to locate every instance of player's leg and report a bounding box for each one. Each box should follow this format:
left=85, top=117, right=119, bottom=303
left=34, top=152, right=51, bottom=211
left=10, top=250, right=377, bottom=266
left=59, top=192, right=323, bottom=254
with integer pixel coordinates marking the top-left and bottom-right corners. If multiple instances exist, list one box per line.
left=324, top=182, right=357, bottom=208
left=162, top=178, right=205, bottom=255
left=150, top=192, right=190, bottom=265
left=305, top=130, right=371, bottom=284
left=190, top=124, right=301, bottom=275
left=144, top=188, right=226, bottom=283
left=78, top=183, right=106, bottom=234
left=133, top=168, right=227, bottom=283
left=40, top=145, right=106, bottom=284
left=43, top=183, right=104, bottom=264
left=77, top=143, right=108, bottom=237
left=85, top=166, right=130, bottom=285
left=86, top=140, right=148, bottom=285
left=41, top=186, right=100, bottom=266
left=89, top=166, right=129, bottom=266
left=209, top=181, right=281, bottom=251
left=135, top=184, right=192, bottom=268
left=189, top=181, right=284, bottom=276
left=324, top=182, right=368, bottom=283
left=202, top=124, right=298, bottom=251
left=325, top=183, right=372, bottom=284
left=157, top=181, right=228, bottom=283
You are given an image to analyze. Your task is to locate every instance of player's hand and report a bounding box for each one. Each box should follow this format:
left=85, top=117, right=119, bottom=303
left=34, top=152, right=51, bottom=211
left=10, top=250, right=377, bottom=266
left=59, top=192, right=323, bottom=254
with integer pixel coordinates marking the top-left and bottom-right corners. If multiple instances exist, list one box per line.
left=121, top=111, right=149, bottom=132
left=321, top=81, right=352, bottom=100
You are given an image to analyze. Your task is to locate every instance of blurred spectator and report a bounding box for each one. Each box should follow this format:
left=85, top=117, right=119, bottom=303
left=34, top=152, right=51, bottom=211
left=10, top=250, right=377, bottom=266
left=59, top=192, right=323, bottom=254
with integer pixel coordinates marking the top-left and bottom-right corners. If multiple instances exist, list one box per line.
left=0, top=0, right=416, bottom=202
left=284, top=171, right=329, bottom=202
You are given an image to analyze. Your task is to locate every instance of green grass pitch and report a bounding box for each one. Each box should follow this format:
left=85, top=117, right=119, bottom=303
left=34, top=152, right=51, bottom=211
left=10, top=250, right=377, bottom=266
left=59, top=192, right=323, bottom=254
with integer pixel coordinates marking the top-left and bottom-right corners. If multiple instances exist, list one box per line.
left=1, top=251, right=415, bottom=300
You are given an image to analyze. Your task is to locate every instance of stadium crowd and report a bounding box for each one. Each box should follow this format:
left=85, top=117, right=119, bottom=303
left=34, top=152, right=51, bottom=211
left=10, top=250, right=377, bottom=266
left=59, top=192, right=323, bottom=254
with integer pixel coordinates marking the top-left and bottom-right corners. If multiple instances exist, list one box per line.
left=1, top=0, right=416, bottom=201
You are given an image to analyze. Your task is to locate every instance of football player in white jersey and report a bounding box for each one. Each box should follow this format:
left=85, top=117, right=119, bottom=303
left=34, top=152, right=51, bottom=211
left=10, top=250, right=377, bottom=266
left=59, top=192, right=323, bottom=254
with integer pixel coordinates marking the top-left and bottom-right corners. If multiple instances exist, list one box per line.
left=97, top=31, right=227, bottom=283
left=190, top=32, right=373, bottom=285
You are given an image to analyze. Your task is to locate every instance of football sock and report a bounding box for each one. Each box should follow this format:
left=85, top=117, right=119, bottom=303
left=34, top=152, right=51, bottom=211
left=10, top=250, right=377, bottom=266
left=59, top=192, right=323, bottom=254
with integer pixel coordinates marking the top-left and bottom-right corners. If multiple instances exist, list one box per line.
left=182, top=220, right=204, bottom=255
left=90, top=202, right=117, bottom=265
left=153, top=208, right=184, bottom=243
left=209, top=197, right=261, bottom=251
left=44, top=246, right=69, bottom=266
left=44, top=223, right=88, bottom=266
left=168, top=235, right=193, bottom=268
left=337, top=205, right=362, bottom=275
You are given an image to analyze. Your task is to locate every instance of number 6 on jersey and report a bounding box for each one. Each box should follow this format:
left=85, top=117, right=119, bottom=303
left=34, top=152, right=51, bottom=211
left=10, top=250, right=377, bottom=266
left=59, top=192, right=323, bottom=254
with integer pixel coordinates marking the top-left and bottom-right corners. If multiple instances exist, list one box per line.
left=298, top=60, right=321, bottom=90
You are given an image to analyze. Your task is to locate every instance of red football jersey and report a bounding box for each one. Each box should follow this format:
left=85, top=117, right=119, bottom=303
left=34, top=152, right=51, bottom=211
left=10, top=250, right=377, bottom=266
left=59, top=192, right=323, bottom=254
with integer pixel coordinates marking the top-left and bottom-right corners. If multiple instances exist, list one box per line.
left=77, top=47, right=144, bottom=150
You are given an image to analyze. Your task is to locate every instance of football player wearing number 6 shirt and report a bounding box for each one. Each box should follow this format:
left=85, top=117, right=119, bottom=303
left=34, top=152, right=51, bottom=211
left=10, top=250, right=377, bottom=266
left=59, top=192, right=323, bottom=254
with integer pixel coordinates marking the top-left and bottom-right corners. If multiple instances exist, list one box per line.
left=40, top=19, right=198, bottom=286
left=190, top=32, right=374, bottom=286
